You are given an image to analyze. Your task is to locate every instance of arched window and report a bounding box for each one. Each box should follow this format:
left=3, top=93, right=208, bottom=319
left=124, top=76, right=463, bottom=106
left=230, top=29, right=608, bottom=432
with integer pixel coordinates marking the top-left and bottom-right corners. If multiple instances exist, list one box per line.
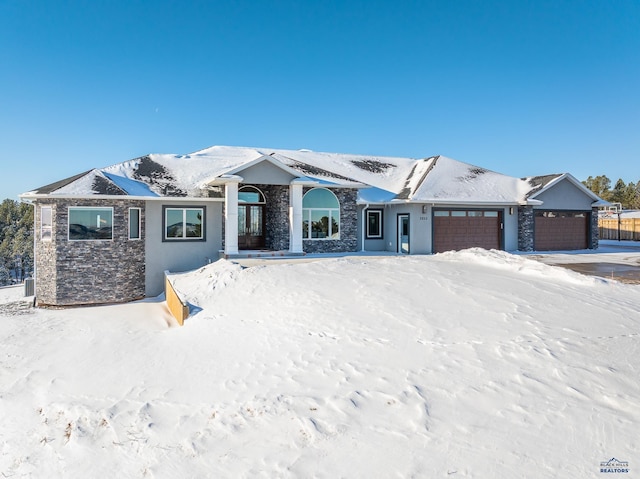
left=302, top=188, right=340, bottom=240
left=238, top=186, right=265, bottom=204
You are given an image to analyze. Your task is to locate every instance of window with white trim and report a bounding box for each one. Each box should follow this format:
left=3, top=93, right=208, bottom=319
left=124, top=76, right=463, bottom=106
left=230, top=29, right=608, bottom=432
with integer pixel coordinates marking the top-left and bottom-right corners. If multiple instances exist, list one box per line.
left=129, top=208, right=141, bottom=240
left=41, top=206, right=52, bottom=241
left=163, top=207, right=205, bottom=241
left=238, top=185, right=266, bottom=203
left=366, top=209, right=383, bottom=239
left=68, top=207, right=113, bottom=240
left=302, top=188, right=340, bottom=240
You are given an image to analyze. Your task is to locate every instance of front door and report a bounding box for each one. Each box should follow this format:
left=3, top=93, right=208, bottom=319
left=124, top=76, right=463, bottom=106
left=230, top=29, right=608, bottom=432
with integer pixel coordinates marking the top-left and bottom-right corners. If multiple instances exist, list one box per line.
left=398, top=214, right=409, bottom=254
left=238, top=204, right=265, bottom=249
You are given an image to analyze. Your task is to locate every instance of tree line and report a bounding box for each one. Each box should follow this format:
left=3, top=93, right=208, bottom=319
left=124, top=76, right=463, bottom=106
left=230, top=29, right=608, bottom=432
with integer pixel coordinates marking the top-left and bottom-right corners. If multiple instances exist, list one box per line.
left=582, top=176, right=640, bottom=210
left=0, top=199, right=33, bottom=285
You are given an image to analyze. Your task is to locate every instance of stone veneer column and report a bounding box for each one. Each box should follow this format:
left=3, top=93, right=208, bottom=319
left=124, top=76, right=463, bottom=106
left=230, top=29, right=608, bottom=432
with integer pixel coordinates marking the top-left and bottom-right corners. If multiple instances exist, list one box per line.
left=289, top=181, right=304, bottom=253
left=517, top=206, right=535, bottom=251
left=224, top=177, right=242, bottom=255
left=590, top=206, right=599, bottom=250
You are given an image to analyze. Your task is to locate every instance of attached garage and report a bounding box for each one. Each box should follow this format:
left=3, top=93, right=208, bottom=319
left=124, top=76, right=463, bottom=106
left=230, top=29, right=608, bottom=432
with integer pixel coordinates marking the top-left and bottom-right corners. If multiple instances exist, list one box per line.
left=534, top=210, right=589, bottom=251
left=433, top=209, right=503, bottom=253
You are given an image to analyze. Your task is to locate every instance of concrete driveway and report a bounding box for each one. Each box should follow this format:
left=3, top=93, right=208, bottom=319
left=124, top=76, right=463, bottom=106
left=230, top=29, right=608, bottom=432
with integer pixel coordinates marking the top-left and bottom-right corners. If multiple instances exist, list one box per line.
left=522, top=240, right=640, bottom=284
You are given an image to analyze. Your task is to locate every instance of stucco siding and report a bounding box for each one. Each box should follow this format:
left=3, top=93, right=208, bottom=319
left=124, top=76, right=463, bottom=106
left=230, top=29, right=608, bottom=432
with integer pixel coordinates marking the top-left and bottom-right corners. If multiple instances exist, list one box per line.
left=502, top=207, right=519, bottom=251
left=358, top=205, right=388, bottom=252
left=144, top=200, right=223, bottom=297
left=381, top=204, right=517, bottom=254
left=533, top=179, right=595, bottom=210
left=236, top=161, right=297, bottom=185
left=380, top=204, right=429, bottom=254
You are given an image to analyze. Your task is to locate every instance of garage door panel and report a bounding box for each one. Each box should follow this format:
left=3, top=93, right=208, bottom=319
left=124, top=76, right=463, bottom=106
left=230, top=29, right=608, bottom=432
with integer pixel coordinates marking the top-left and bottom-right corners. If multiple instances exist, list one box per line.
left=535, top=212, right=588, bottom=251
left=433, top=210, right=502, bottom=253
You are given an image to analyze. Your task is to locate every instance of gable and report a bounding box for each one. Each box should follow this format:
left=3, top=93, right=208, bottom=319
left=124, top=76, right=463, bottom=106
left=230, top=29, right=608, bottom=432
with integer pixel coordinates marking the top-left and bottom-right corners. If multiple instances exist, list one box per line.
left=27, top=170, right=93, bottom=195
left=233, top=159, right=298, bottom=185
left=532, top=177, right=596, bottom=210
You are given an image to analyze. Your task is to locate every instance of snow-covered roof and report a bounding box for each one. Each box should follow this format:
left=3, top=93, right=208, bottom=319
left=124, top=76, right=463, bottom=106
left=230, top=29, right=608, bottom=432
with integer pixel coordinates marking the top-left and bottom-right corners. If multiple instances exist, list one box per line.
left=407, top=156, right=532, bottom=204
left=21, top=145, right=600, bottom=206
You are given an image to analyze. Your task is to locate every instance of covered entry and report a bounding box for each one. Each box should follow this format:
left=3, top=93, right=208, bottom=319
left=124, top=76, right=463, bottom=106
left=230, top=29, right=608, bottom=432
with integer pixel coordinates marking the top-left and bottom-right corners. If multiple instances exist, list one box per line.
left=238, top=186, right=266, bottom=249
left=534, top=210, right=589, bottom=251
left=433, top=209, right=503, bottom=253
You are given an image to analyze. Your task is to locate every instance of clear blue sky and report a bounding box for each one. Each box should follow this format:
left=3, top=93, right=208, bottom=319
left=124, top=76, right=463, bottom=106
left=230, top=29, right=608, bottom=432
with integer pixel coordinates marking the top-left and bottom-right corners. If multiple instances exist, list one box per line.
left=1, top=0, right=638, bottom=200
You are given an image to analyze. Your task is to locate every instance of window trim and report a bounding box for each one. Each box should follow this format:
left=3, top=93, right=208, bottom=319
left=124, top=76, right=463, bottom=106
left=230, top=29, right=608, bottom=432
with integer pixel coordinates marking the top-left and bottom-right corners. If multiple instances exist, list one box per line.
left=162, top=206, right=206, bottom=242
left=41, top=206, right=52, bottom=242
left=68, top=206, right=114, bottom=241
left=302, top=188, right=341, bottom=240
left=129, top=207, right=141, bottom=240
left=366, top=209, right=383, bottom=239
left=433, top=208, right=502, bottom=218
left=238, top=185, right=266, bottom=204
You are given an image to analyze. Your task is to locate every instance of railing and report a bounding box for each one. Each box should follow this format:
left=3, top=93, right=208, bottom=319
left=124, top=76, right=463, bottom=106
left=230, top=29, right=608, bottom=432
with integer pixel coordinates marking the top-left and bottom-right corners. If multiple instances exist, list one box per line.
left=164, top=271, right=189, bottom=326
left=599, top=218, right=640, bottom=241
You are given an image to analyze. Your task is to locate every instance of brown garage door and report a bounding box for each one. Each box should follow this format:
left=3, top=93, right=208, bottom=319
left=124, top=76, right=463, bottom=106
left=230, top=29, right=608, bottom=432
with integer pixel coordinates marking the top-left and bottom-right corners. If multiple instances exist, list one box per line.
left=535, top=211, right=589, bottom=251
left=433, top=210, right=502, bottom=253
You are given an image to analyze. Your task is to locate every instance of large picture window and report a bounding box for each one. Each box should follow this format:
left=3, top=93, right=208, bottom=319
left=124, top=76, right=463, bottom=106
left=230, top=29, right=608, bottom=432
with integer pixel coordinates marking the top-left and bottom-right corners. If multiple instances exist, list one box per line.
left=68, top=207, right=113, bottom=240
left=41, top=206, right=52, bottom=241
left=366, top=209, right=383, bottom=239
left=164, top=207, right=205, bottom=241
left=302, top=188, right=340, bottom=240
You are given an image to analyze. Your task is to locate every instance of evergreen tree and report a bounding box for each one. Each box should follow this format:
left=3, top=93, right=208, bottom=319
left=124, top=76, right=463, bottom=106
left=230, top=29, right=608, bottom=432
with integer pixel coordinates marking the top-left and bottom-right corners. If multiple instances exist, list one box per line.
left=582, top=175, right=612, bottom=200
left=609, top=178, right=627, bottom=205
left=0, top=199, right=33, bottom=283
left=631, top=181, right=640, bottom=210
left=609, top=179, right=640, bottom=210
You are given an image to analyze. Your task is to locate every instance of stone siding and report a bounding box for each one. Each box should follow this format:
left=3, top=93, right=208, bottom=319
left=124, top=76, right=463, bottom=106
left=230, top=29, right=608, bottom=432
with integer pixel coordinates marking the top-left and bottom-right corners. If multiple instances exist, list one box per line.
left=590, top=206, right=599, bottom=249
left=303, top=188, right=358, bottom=254
left=221, top=185, right=359, bottom=254
left=35, top=198, right=146, bottom=306
left=255, top=184, right=290, bottom=251
left=517, top=206, right=535, bottom=252
left=34, top=202, right=58, bottom=303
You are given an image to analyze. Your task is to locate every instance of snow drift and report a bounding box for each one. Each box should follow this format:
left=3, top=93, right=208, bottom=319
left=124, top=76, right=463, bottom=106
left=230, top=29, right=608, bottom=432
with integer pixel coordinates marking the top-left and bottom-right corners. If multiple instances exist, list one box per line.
left=1, top=250, right=639, bottom=478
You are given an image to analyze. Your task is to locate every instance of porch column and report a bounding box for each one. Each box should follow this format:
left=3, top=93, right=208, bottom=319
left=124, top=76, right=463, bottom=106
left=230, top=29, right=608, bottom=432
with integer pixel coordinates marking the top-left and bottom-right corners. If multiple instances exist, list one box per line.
left=224, top=177, right=242, bottom=255
left=289, top=181, right=304, bottom=253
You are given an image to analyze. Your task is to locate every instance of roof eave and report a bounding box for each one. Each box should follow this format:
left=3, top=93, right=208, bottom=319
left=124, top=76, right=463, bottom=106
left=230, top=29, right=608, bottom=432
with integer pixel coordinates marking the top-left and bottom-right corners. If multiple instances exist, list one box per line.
left=406, top=199, right=524, bottom=206
left=19, top=193, right=224, bottom=202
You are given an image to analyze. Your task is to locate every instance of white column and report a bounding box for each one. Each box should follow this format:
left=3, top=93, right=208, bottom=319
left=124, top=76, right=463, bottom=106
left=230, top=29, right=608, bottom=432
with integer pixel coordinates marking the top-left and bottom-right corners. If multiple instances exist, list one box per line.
left=224, top=178, right=241, bottom=255
left=289, top=182, right=304, bottom=253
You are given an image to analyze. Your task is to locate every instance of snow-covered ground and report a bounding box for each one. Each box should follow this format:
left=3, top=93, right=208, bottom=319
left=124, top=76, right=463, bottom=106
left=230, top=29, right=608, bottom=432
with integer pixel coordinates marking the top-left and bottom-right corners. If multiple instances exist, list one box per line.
left=520, top=240, right=640, bottom=265
left=1, top=249, right=639, bottom=478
